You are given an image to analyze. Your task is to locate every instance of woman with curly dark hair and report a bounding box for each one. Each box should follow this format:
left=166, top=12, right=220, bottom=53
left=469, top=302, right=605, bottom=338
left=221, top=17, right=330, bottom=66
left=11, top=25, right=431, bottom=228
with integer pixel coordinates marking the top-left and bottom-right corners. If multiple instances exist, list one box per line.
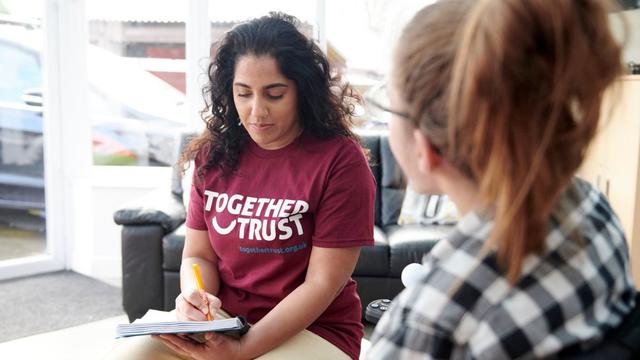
left=108, top=12, right=375, bottom=360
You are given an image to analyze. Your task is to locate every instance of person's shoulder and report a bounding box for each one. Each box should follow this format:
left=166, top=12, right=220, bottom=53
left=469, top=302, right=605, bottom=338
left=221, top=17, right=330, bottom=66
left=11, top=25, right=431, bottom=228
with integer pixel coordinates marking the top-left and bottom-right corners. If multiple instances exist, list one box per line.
left=565, top=176, right=608, bottom=207
left=303, top=132, right=358, bottom=149
left=378, top=273, right=460, bottom=342
left=369, top=282, right=461, bottom=358
left=370, top=240, right=503, bottom=357
left=192, top=144, right=212, bottom=168
left=303, top=133, right=368, bottom=163
left=190, top=144, right=220, bottom=187
left=554, top=176, right=624, bottom=243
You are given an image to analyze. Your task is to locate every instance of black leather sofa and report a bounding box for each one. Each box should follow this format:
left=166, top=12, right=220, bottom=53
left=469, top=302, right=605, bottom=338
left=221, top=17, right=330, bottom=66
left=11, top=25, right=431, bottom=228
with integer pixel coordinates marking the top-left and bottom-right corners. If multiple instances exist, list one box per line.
left=114, top=132, right=452, bottom=322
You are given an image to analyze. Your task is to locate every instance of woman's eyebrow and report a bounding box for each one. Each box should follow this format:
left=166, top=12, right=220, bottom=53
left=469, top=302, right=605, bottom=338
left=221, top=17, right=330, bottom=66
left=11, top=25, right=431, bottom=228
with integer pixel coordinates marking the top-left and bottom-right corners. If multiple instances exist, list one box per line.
left=233, top=82, right=288, bottom=90
left=264, top=83, right=288, bottom=90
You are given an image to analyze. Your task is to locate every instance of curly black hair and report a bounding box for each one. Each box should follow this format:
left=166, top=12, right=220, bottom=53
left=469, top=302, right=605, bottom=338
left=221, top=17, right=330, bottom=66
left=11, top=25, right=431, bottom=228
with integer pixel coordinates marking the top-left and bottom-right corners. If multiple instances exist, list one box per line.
left=180, top=12, right=361, bottom=177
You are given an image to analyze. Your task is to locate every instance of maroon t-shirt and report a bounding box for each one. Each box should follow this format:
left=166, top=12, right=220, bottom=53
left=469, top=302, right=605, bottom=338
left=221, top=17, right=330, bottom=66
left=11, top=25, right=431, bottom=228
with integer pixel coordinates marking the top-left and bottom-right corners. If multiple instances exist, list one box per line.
left=186, top=132, right=376, bottom=359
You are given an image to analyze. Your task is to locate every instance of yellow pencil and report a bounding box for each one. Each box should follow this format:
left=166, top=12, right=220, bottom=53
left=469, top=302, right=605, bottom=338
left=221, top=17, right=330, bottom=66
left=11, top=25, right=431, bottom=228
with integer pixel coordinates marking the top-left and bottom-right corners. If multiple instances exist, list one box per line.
left=192, top=263, right=212, bottom=321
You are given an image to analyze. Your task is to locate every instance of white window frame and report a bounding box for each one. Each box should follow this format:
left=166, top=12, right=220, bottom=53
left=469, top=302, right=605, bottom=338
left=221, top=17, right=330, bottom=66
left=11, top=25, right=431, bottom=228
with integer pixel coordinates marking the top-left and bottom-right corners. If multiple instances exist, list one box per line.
left=316, top=0, right=327, bottom=52
left=0, top=0, right=93, bottom=280
left=186, top=0, right=210, bottom=131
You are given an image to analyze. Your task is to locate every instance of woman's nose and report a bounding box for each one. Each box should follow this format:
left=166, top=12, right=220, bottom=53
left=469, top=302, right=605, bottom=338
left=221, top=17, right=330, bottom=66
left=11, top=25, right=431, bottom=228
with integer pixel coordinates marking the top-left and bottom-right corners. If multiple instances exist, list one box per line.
left=251, top=99, right=269, bottom=119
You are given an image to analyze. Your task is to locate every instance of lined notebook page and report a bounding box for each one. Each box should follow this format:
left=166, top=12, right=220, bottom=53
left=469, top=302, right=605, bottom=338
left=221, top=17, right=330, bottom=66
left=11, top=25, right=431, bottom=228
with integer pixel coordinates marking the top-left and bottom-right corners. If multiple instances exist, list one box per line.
left=116, top=310, right=246, bottom=338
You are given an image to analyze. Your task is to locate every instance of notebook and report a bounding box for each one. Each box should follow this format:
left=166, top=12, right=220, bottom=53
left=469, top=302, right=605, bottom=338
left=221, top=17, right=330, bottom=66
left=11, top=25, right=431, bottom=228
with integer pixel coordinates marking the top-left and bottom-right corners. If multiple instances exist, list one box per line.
left=116, top=310, right=250, bottom=342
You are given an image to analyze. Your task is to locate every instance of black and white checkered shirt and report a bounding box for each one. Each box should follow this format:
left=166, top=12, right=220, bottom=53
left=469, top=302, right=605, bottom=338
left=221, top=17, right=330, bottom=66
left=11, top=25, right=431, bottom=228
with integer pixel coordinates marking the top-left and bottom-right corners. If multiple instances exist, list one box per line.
left=367, top=178, right=636, bottom=359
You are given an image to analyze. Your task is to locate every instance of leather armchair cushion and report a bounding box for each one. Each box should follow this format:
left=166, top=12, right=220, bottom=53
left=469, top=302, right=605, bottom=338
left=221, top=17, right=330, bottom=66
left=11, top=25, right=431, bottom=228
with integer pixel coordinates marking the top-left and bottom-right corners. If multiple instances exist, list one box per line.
left=163, top=225, right=186, bottom=271
left=380, top=137, right=404, bottom=189
left=353, top=226, right=390, bottom=277
left=379, top=137, right=405, bottom=227
left=361, top=134, right=382, bottom=226
left=121, top=224, right=166, bottom=322
left=114, top=189, right=186, bottom=233
left=380, top=188, right=405, bottom=228
left=164, top=271, right=181, bottom=311
left=171, top=133, right=196, bottom=198
left=386, top=224, right=453, bottom=277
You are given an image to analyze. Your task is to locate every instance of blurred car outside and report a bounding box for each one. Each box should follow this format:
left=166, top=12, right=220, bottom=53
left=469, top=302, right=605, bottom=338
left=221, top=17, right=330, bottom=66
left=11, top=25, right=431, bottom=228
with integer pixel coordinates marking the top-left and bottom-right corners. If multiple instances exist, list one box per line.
left=0, top=19, right=188, bottom=218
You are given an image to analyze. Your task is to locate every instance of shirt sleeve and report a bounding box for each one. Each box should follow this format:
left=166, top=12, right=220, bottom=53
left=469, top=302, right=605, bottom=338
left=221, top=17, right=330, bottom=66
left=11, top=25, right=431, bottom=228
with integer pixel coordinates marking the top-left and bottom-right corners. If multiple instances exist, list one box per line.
left=185, top=155, right=208, bottom=231
left=366, top=277, right=457, bottom=359
left=312, top=142, right=376, bottom=248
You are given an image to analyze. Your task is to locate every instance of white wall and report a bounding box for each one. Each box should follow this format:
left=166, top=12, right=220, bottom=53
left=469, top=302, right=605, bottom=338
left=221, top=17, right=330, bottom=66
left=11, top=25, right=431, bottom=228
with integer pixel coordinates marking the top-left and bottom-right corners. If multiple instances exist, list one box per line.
left=72, top=166, right=173, bottom=281
left=611, top=8, right=640, bottom=64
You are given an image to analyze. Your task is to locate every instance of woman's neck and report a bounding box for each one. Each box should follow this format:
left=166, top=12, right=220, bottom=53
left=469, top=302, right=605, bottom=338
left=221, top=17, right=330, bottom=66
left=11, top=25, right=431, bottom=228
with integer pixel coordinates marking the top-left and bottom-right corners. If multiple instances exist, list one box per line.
left=436, top=163, right=483, bottom=217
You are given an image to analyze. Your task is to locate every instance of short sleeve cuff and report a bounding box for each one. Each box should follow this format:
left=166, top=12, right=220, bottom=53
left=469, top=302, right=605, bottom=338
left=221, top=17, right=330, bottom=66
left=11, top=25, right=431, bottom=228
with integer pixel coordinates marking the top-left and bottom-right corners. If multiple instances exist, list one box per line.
left=312, top=237, right=374, bottom=248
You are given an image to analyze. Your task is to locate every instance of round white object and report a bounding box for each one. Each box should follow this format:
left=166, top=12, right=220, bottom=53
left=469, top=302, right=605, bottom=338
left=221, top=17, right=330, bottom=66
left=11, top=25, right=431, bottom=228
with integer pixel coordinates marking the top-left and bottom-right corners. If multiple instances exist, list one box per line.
left=401, top=262, right=426, bottom=288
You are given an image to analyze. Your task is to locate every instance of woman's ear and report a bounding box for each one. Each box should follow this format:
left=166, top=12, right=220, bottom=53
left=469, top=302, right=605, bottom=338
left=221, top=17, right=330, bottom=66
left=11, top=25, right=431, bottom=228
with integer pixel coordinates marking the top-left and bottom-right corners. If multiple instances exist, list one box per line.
left=412, top=128, right=442, bottom=174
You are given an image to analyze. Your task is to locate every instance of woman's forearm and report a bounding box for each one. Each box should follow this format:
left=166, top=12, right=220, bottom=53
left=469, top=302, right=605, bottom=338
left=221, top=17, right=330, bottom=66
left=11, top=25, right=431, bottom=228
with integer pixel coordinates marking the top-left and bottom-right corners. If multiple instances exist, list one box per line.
left=180, top=256, right=220, bottom=295
left=238, top=279, right=343, bottom=359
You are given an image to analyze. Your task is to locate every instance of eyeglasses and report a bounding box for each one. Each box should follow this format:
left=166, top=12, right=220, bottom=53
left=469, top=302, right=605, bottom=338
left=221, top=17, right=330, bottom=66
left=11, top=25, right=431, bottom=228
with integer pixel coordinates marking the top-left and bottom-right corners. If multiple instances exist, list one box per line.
left=365, top=83, right=445, bottom=156
left=363, top=83, right=411, bottom=121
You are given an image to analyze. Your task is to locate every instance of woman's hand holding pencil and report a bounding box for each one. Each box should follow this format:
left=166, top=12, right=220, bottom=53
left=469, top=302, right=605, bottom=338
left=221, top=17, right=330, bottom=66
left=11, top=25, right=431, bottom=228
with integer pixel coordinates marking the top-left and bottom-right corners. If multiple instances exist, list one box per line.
left=174, top=264, right=222, bottom=322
